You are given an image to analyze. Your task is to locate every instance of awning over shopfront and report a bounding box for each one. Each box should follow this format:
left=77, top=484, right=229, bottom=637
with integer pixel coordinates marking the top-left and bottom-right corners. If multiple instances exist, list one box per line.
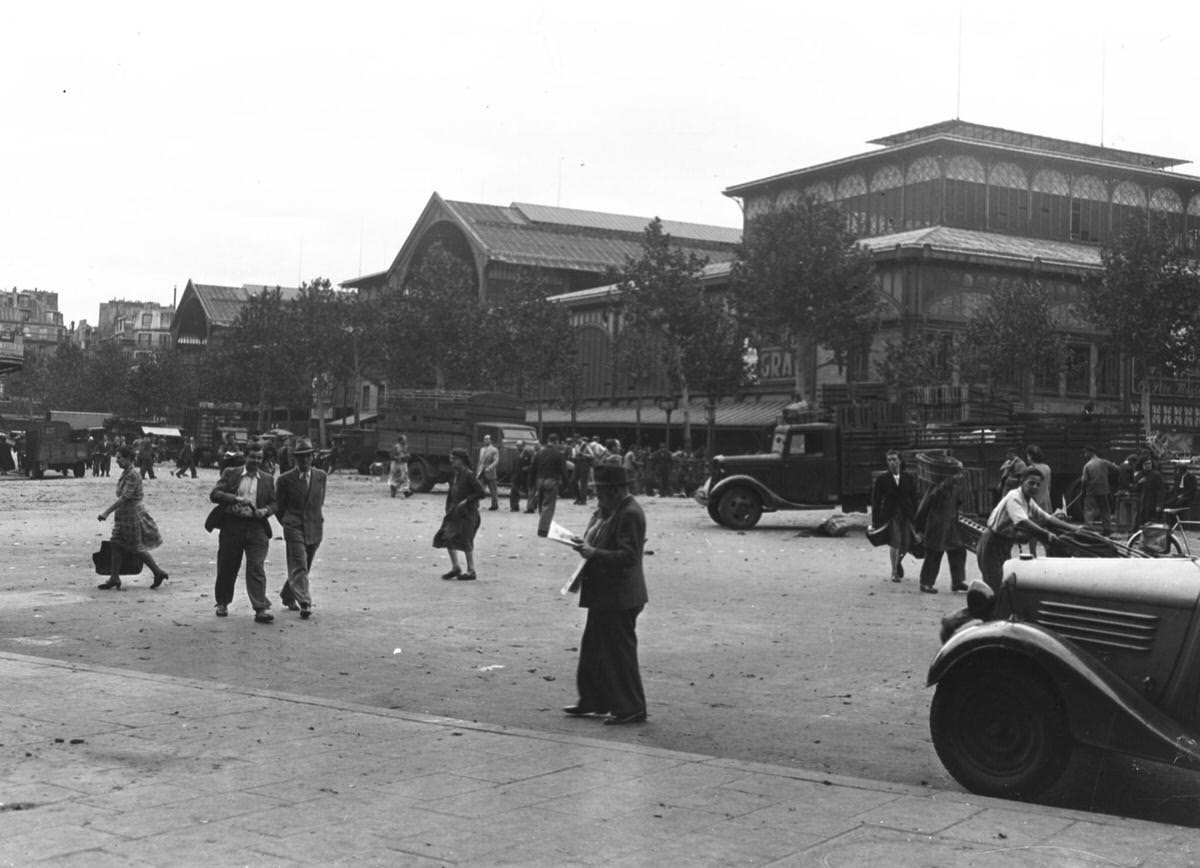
left=526, top=399, right=788, bottom=429
left=141, top=426, right=182, bottom=438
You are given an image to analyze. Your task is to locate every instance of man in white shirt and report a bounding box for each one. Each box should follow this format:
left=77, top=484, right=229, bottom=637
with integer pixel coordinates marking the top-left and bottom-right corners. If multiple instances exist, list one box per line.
left=977, top=467, right=1079, bottom=591
left=477, top=434, right=500, bottom=511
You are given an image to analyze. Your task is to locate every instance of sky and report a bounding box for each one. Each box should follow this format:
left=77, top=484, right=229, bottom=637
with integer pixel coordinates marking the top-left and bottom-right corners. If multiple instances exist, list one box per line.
left=3, top=0, right=1199, bottom=329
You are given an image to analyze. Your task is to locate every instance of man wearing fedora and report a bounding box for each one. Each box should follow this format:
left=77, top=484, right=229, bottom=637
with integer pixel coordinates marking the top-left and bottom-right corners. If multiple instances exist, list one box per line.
left=274, top=437, right=326, bottom=619
left=565, top=464, right=649, bottom=726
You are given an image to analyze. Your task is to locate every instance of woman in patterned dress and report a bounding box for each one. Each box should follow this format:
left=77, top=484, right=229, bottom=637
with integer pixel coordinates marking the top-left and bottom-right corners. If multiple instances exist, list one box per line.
left=96, top=445, right=169, bottom=590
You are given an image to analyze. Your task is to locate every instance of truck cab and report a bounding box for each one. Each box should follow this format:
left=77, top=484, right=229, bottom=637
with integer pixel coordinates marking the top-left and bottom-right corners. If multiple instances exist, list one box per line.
left=696, top=423, right=842, bottom=529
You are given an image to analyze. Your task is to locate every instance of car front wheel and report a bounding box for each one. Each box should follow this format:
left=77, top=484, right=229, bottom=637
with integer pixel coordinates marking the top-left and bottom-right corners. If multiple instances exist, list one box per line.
left=930, top=657, right=1072, bottom=799
left=717, top=486, right=762, bottom=530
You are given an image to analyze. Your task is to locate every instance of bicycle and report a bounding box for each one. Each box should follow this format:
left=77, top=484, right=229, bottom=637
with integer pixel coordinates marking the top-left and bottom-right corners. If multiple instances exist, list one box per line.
left=1126, top=507, right=1193, bottom=557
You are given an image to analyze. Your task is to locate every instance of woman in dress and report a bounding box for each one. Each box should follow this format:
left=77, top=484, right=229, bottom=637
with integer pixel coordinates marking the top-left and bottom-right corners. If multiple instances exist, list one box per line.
left=870, top=449, right=917, bottom=582
left=1134, top=455, right=1164, bottom=530
left=96, top=445, right=169, bottom=590
left=434, top=447, right=484, bottom=581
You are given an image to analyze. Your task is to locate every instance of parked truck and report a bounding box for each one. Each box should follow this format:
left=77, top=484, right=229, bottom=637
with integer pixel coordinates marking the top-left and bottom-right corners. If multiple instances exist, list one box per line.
left=20, top=420, right=91, bottom=478
left=695, top=412, right=1147, bottom=530
left=336, top=390, right=538, bottom=492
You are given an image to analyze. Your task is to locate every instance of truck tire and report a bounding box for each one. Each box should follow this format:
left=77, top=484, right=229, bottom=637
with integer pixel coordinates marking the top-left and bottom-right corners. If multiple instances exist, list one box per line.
left=408, top=459, right=436, bottom=493
left=930, top=656, right=1072, bottom=800
left=74, top=462, right=86, bottom=478
left=718, top=486, right=762, bottom=530
left=707, top=501, right=724, bottom=527
left=31, top=462, right=45, bottom=480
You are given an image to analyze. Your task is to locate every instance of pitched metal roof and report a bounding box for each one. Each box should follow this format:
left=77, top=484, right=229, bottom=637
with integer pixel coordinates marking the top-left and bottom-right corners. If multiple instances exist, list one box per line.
left=189, top=283, right=302, bottom=328
left=441, top=199, right=740, bottom=273
left=859, top=226, right=1102, bottom=271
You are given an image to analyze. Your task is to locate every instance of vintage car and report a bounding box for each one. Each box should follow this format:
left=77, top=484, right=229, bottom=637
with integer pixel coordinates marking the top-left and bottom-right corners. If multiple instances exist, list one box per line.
left=927, top=556, right=1200, bottom=800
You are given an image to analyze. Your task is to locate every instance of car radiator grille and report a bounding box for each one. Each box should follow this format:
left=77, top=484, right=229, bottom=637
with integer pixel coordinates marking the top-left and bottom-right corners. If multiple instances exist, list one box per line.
left=1031, top=601, right=1159, bottom=652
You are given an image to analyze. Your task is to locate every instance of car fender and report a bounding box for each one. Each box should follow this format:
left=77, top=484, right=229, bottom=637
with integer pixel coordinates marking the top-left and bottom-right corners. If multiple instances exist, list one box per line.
left=928, top=620, right=1200, bottom=769
left=707, top=474, right=786, bottom=511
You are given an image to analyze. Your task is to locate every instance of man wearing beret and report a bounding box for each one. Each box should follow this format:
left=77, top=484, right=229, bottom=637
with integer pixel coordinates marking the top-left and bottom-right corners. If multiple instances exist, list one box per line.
left=274, top=437, right=326, bottom=619
left=565, top=464, right=649, bottom=725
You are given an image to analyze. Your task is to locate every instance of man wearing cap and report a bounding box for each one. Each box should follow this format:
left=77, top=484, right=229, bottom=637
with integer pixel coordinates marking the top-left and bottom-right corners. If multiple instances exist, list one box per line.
left=274, top=438, right=326, bottom=619
left=565, top=464, right=649, bottom=726
left=209, top=443, right=277, bottom=622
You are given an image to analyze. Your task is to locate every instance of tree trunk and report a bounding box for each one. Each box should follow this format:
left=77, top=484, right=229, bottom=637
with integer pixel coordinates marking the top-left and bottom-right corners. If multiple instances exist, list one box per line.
left=680, top=381, right=692, bottom=451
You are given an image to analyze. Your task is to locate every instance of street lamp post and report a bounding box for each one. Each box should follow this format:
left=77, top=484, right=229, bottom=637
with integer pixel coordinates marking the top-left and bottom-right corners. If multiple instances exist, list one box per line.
left=658, top=396, right=678, bottom=450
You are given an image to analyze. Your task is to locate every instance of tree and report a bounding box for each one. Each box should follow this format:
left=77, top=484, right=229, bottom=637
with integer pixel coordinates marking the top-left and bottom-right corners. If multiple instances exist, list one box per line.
left=1077, top=215, right=1200, bottom=406
left=957, top=281, right=1064, bottom=410
left=876, top=333, right=959, bottom=393
left=488, top=270, right=575, bottom=408
left=731, top=197, right=880, bottom=407
left=397, top=241, right=481, bottom=390
left=613, top=218, right=716, bottom=449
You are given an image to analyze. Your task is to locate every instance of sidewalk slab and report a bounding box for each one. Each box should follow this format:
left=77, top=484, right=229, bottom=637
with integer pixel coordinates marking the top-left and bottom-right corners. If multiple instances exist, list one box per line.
left=1, top=652, right=1196, bottom=867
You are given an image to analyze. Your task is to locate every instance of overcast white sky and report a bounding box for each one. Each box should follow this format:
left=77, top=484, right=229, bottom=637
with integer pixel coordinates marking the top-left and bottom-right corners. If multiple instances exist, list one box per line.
left=3, top=0, right=1197, bottom=328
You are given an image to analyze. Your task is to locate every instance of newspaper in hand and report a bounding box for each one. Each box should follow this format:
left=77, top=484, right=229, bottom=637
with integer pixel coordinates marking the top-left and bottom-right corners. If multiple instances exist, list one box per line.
left=546, top=520, right=582, bottom=547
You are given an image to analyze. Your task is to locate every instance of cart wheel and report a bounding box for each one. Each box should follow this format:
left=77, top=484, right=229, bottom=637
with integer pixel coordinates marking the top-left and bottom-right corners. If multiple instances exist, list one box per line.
left=1128, top=530, right=1187, bottom=557
left=930, top=656, right=1072, bottom=799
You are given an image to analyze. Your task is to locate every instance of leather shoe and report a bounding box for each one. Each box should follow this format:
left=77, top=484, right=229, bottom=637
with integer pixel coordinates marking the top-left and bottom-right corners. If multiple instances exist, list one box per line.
left=441, top=567, right=461, bottom=580
left=458, top=571, right=477, bottom=581
left=280, top=595, right=300, bottom=611
left=97, top=578, right=121, bottom=590
left=254, top=611, right=274, bottom=624
left=215, top=604, right=228, bottom=617
left=603, top=710, right=647, bottom=726
left=919, top=585, right=938, bottom=594
left=150, top=572, right=168, bottom=589
left=562, top=705, right=600, bottom=716
left=299, top=605, right=311, bottom=620
left=951, top=583, right=968, bottom=592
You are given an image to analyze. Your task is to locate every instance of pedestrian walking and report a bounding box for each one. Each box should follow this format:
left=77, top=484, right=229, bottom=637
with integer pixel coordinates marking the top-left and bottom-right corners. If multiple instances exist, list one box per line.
left=274, top=438, right=325, bottom=619
left=870, top=449, right=917, bottom=582
left=208, top=443, right=277, bottom=622
left=564, top=464, right=649, bottom=726
left=509, top=439, right=530, bottom=512
left=1133, top=456, right=1164, bottom=529
left=174, top=437, right=197, bottom=478
left=388, top=433, right=412, bottom=498
left=96, top=445, right=169, bottom=590
left=532, top=434, right=569, bottom=537
left=913, top=460, right=967, bottom=594
left=434, top=447, right=483, bottom=580
left=477, top=434, right=500, bottom=511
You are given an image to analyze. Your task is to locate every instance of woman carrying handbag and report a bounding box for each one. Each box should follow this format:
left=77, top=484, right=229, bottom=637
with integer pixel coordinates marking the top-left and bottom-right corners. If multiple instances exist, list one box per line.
left=97, top=445, right=169, bottom=590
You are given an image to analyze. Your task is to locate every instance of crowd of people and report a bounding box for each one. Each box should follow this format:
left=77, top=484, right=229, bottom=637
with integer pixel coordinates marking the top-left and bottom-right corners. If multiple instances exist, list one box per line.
left=871, top=442, right=1200, bottom=593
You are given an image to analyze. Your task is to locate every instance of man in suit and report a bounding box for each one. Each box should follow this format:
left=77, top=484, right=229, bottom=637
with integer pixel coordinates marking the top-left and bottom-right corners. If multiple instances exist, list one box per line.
left=209, top=443, right=277, bottom=622
left=871, top=449, right=918, bottom=582
left=565, top=465, right=649, bottom=726
left=274, top=438, right=325, bottom=620
left=531, top=434, right=569, bottom=537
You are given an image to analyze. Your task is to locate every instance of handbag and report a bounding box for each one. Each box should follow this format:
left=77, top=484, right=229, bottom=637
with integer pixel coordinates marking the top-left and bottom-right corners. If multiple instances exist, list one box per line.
left=92, top=540, right=144, bottom=575
left=204, top=505, right=225, bottom=533
left=908, top=538, right=927, bottom=559
left=866, top=524, right=890, bottom=547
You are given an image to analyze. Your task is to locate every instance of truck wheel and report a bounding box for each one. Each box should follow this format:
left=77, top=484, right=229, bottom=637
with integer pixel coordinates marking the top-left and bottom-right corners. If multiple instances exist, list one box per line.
left=73, top=462, right=86, bottom=478
left=408, top=460, right=436, bottom=493
left=32, top=462, right=45, bottom=480
left=930, top=657, right=1072, bottom=799
left=707, top=502, right=724, bottom=527
left=718, top=487, right=762, bottom=530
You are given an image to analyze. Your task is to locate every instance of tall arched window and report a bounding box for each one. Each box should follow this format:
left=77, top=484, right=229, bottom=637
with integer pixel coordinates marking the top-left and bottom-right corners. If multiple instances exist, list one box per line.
left=987, top=162, right=1028, bottom=233
left=944, top=156, right=986, bottom=228
left=1031, top=169, right=1069, bottom=239
left=836, top=174, right=868, bottom=235
left=1150, top=187, right=1184, bottom=246
left=904, top=156, right=940, bottom=228
left=1071, top=175, right=1107, bottom=243
left=804, top=181, right=835, bottom=203
left=1111, top=181, right=1147, bottom=238
left=868, top=165, right=903, bottom=235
